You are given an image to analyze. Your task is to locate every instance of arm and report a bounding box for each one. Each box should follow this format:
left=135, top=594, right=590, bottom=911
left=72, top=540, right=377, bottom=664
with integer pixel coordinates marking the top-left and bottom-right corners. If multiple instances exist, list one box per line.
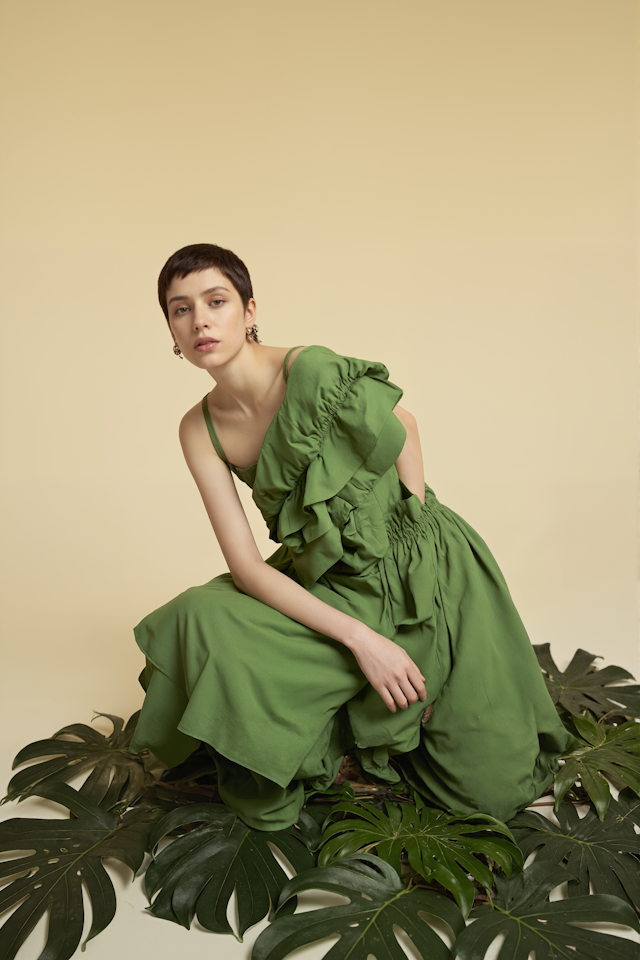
left=178, top=404, right=427, bottom=712
left=393, top=405, right=425, bottom=504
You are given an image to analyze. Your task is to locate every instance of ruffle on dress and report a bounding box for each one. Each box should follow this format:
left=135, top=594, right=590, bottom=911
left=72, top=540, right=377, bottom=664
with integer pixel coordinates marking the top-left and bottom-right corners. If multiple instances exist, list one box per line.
left=253, top=348, right=408, bottom=588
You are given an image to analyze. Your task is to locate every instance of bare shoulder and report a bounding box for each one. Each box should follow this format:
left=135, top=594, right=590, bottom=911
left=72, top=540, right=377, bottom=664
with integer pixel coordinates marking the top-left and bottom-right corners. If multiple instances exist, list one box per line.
left=178, top=397, right=222, bottom=464
left=179, top=399, right=206, bottom=439
left=393, top=404, right=417, bottom=428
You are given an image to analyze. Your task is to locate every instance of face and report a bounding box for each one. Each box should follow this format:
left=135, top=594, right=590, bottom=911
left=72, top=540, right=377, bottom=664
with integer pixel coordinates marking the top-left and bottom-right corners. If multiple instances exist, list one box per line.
left=165, top=267, right=256, bottom=368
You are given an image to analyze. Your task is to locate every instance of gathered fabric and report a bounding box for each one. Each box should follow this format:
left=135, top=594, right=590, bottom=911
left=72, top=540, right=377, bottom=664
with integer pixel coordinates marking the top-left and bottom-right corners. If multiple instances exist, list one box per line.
left=129, top=344, right=570, bottom=830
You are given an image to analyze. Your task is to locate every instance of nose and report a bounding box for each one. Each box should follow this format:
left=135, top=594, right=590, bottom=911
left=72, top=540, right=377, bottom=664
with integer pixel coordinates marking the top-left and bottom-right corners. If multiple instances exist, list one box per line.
left=192, top=303, right=211, bottom=330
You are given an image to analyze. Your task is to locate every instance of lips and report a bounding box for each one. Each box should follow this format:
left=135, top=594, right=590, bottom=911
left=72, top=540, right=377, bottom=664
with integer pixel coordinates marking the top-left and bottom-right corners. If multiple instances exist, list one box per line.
left=194, top=337, right=218, bottom=348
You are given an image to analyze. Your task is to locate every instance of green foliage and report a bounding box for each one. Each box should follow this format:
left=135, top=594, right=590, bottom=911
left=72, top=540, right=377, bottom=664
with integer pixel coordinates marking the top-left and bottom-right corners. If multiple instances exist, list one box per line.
left=145, top=802, right=316, bottom=940
left=608, top=785, right=640, bottom=830
left=141, top=744, right=220, bottom=809
left=509, top=790, right=640, bottom=911
left=534, top=644, right=640, bottom=719
left=304, top=781, right=356, bottom=804
left=0, top=782, right=161, bottom=960
left=4, top=711, right=154, bottom=810
left=253, top=852, right=465, bottom=960
left=319, top=799, right=523, bottom=917
left=555, top=712, right=639, bottom=819
left=453, top=861, right=640, bottom=960
left=301, top=801, right=337, bottom=830
left=156, top=742, right=217, bottom=787
left=1, top=646, right=638, bottom=960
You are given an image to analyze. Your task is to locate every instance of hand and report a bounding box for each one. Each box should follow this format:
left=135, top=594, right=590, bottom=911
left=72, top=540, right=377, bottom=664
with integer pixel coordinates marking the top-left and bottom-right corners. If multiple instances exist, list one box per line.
left=348, top=627, right=427, bottom=712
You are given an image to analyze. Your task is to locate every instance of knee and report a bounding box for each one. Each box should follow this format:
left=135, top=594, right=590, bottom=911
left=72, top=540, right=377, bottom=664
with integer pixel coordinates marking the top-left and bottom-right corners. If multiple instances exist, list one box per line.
left=180, top=576, right=239, bottom=610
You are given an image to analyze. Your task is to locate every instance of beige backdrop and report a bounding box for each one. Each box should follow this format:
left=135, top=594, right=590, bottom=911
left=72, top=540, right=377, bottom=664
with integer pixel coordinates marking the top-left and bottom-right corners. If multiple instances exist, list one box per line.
left=0, top=1, right=637, bottom=956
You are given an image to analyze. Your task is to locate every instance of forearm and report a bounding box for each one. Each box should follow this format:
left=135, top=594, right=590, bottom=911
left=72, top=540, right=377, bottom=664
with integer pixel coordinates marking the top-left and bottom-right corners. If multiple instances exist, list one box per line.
left=234, top=560, right=368, bottom=650
left=236, top=559, right=427, bottom=713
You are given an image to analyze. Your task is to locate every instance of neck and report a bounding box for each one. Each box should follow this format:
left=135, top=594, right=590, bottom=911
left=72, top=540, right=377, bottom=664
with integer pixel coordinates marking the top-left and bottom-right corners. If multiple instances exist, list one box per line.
left=207, top=342, right=280, bottom=416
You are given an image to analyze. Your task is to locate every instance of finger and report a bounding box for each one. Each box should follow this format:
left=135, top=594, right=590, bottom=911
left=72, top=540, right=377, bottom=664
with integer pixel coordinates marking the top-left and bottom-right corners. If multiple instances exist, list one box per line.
left=408, top=658, right=426, bottom=684
left=389, top=683, right=409, bottom=710
left=414, top=681, right=428, bottom=702
left=407, top=666, right=428, bottom=701
left=398, top=678, right=420, bottom=706
left=377, top=685, right=397, bottom=712
left=401, top=653, right=427, bottom=691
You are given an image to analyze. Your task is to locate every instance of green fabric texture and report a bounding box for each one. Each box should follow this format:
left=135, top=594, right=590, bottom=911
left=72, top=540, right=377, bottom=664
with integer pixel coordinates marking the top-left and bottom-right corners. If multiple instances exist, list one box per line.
left=129, top=344, right=571, bottom=830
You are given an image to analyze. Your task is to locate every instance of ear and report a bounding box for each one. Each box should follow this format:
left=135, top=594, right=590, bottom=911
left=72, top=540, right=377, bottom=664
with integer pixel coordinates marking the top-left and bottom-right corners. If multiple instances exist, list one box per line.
left=244, top=297, right=257, bottom=324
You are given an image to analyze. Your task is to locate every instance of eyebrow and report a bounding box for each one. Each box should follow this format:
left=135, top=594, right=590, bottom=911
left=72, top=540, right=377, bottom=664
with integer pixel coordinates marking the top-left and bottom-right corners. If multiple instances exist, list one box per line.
left=168, top=286, right=230, bottom=305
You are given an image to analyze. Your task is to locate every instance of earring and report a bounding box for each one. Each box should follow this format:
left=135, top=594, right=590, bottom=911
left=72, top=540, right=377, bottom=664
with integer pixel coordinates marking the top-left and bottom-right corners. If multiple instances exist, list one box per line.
left=246, top=323, right=261, bottom=343
left=173, top=343, right=183, bottom=358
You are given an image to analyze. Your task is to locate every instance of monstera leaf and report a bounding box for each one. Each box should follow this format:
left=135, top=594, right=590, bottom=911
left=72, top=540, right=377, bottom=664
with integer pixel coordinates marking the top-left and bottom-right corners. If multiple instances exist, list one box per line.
left=554, top=712, right=639, bottom=819
left=534, top=645, right=640, bottom=719
left=253, top=852, right=464, bottom=960
left=319, top=800, right=523, bottom=917
left=509, top=795, right=640, bottom=910
left=4, top=711, right=154, bottom=809
left=0, top=782, right=160, bottom=960
left=145, top=802, right=315, bottom=940
left=453, top=861, right=639, bottom=960
left=609, top=785, right=640, bottom=830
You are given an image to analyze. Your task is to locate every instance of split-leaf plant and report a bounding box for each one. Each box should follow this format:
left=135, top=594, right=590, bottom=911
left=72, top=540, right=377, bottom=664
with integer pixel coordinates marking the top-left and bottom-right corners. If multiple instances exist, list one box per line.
left=145, top=803, right=317, bottom=940
left=0, top=643, right=638, bottom=960
left=509, top=787, right=640, bottom=910
left=534, top=644, right=640, bottom=719
left=533, top=645, right=640, bottom=819
left=452, top=860, right=639, bottom=960
left=2, top=711, right=157, bottom=811
left=252, top=852, right=465, bottom=960
left=318, top=799, right=523, bottom=917
left=0, top=782, right=162, bottom=960
left=554, top=712, right=639, bottom=819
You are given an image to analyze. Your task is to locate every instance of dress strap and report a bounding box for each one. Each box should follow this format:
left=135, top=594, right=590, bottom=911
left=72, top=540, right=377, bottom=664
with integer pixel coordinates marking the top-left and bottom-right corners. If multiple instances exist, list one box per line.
left=201, top=395, right=229, bottom=464
left=282, top=345, right=306, bottom=383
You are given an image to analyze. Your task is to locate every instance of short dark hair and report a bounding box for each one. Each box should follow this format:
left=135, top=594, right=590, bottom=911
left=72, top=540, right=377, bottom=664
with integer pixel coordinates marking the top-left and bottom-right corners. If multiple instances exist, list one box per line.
left=157, top=243, right=254, bottom=323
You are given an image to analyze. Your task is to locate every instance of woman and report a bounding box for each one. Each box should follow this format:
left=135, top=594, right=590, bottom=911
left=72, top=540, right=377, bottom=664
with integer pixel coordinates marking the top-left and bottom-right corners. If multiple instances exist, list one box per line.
left=129, top=242, right=570, bottom=831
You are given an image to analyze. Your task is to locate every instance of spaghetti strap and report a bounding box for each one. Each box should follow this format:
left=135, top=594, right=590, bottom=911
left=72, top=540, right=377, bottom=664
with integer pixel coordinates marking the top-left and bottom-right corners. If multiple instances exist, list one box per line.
left=202, top=348, right=307, bottom=468
left=283, top=345, right=306, bottom=383
left=201, top=395, right=229, bottom=464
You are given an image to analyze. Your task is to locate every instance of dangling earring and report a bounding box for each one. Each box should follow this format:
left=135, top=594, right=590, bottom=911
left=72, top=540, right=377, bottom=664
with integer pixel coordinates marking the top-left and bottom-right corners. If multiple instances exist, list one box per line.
left=246, top=323, right=261, bottom=343
left=173, top=343, right=183, bottom=359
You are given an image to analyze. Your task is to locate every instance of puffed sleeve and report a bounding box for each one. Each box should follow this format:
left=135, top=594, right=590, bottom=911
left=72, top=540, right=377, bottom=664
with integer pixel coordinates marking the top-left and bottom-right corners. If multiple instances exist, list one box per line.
left=252, top=346, right=407, bottom=587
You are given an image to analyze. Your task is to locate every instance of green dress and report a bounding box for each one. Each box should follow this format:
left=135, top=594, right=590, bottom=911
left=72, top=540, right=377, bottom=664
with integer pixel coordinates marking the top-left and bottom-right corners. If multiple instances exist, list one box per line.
left=129, top=344, right=570, bottom=829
